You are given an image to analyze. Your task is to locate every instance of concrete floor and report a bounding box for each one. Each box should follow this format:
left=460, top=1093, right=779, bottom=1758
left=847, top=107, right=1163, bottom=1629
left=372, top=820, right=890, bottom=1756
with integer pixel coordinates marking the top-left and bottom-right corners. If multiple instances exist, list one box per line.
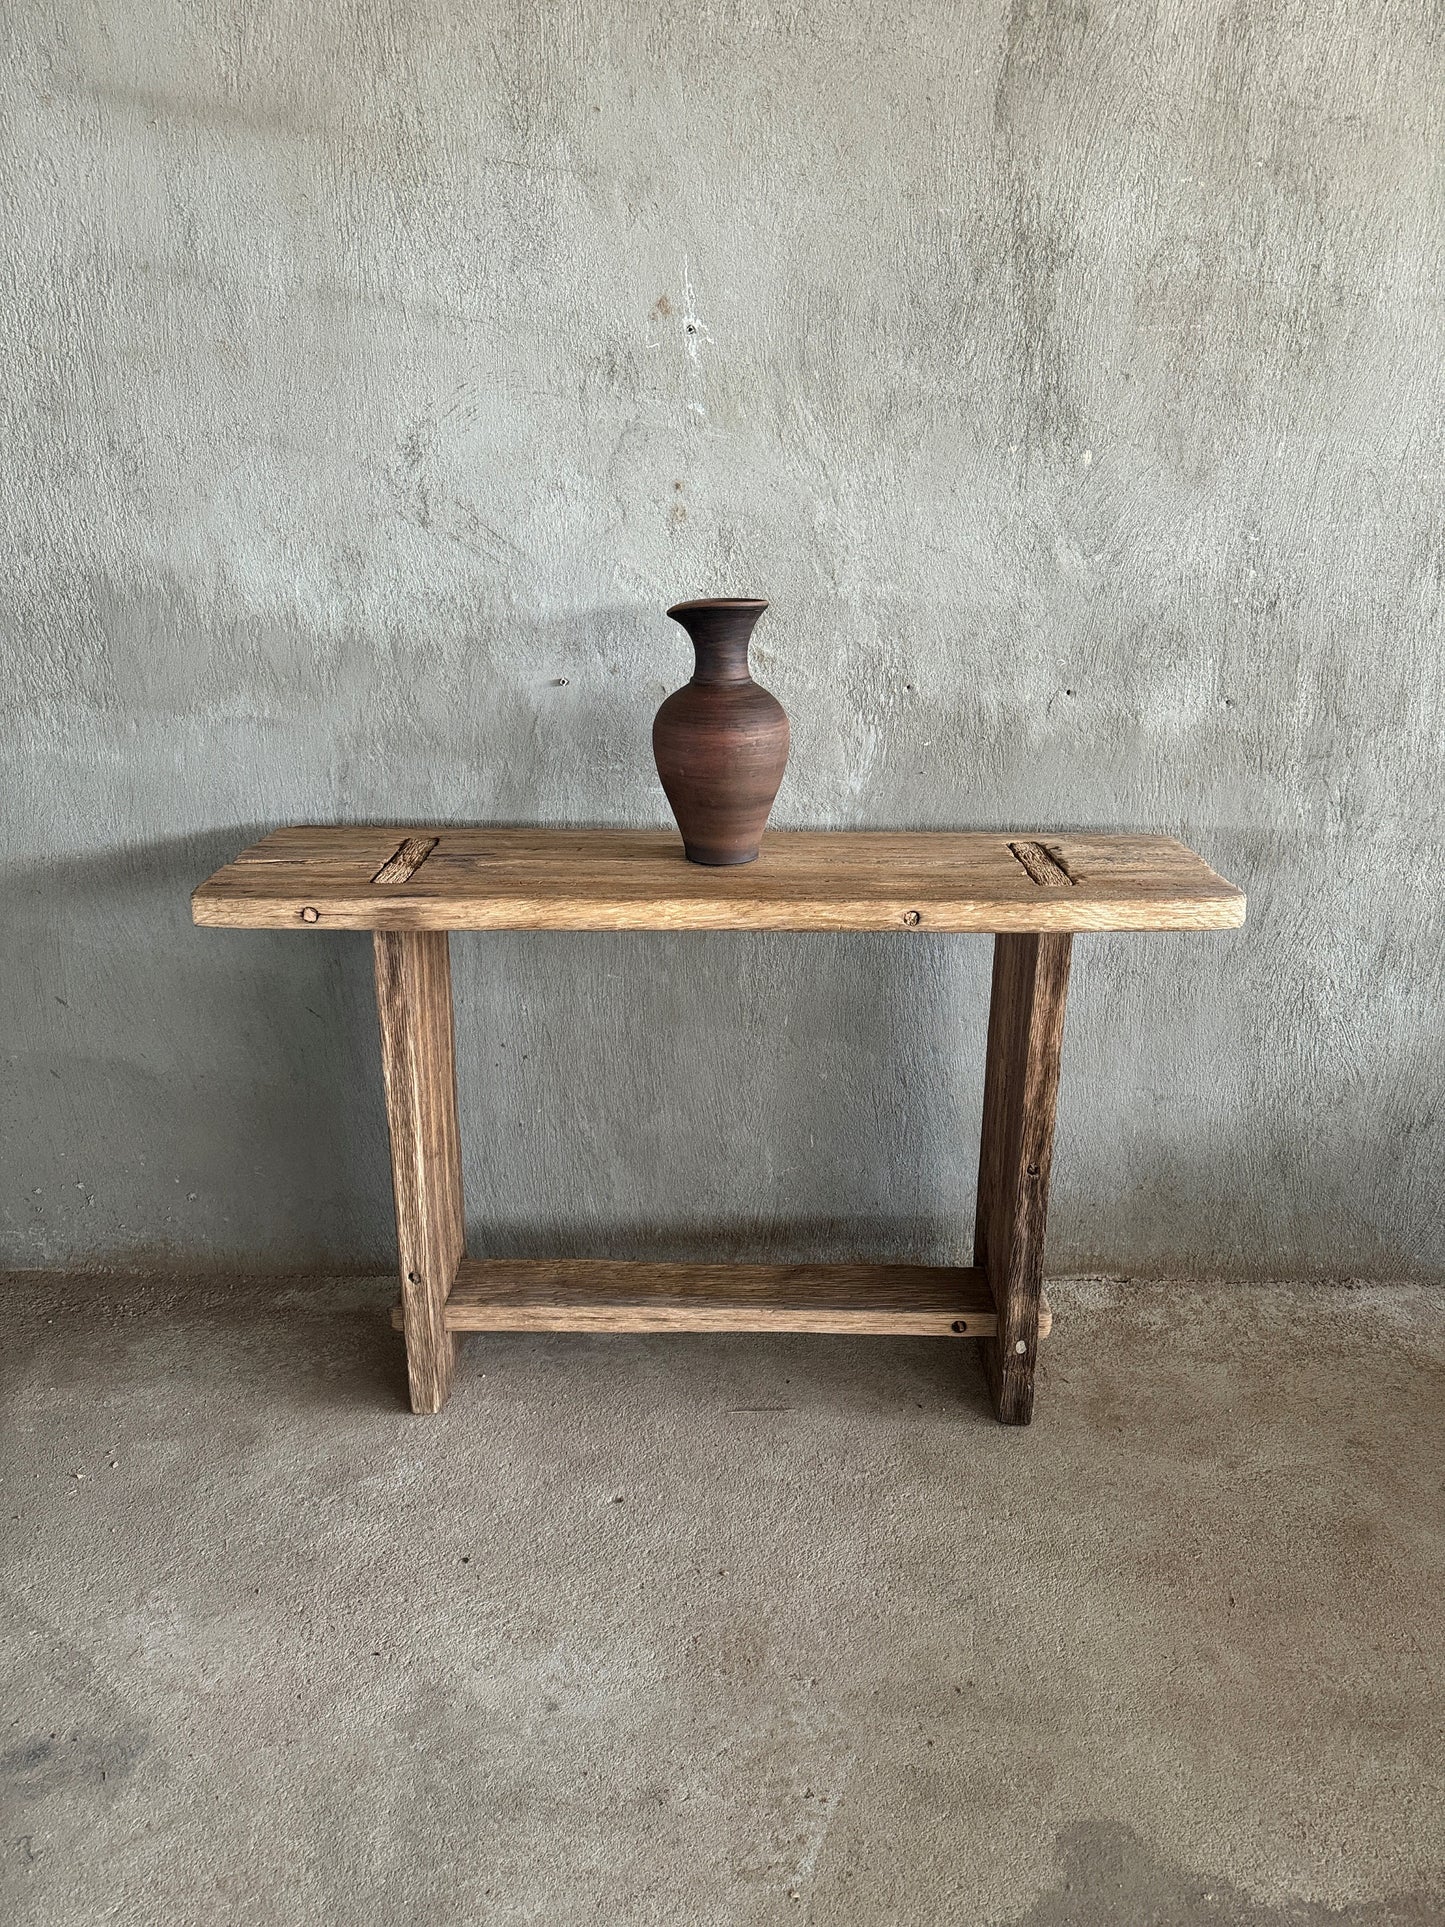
left=3, top=1273, right=1442, bottom=1926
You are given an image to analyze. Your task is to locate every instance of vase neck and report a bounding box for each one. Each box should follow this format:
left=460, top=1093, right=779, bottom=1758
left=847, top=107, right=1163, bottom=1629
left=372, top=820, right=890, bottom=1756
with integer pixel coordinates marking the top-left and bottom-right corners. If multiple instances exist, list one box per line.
left=691, top=633, right=755, bottom=684
left=667, top=599, right=767, bottom=686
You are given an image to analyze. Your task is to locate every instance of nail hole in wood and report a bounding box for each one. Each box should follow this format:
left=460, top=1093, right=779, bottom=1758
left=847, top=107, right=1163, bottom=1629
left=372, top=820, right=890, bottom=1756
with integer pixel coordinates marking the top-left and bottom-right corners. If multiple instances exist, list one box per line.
left=407, top=1271, right=421, bottom=1285
left=1026, top=1163, right=1040, bottom=1177
left=902, top=909, right=921, bottom=926
left=951, top=1319, right=969, bottom=1333
left=300, top=906, right=320, bottom=923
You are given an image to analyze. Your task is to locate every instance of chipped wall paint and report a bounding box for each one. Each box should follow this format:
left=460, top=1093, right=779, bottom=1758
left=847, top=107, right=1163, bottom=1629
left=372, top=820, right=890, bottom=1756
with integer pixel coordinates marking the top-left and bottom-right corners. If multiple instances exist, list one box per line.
left=4, top=1, right=1443, bottom=1277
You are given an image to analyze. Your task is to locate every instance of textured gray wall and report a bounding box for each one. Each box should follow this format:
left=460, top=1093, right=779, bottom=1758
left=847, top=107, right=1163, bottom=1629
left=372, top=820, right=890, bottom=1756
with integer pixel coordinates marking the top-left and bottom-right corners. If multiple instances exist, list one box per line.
left=5, top=1, right=1443, bottom=1278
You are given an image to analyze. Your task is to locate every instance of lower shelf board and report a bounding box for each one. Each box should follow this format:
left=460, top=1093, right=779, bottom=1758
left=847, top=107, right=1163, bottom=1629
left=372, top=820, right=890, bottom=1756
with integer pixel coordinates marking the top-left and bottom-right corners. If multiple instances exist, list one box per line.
left=389, top=1257, right=1052, bottom=1339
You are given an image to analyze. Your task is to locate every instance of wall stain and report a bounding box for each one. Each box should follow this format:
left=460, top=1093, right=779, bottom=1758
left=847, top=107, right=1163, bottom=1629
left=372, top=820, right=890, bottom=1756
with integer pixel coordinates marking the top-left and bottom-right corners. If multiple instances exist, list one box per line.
left=2, top=1723, right=148, bottom=1794
left=1010, top=1822, right=1443, bottom=1925
left=993, top=0, right=1092, bottom=453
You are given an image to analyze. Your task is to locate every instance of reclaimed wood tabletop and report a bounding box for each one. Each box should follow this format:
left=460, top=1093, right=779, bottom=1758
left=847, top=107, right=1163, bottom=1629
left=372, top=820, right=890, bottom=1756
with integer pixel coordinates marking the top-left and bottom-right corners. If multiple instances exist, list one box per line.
left=193, top=825, right=1244, bottom=933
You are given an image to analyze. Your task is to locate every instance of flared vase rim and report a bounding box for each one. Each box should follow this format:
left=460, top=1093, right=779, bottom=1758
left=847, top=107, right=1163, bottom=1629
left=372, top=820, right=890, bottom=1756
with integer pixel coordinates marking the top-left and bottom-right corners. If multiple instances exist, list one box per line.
left=666, top=597, right=769, bottom=618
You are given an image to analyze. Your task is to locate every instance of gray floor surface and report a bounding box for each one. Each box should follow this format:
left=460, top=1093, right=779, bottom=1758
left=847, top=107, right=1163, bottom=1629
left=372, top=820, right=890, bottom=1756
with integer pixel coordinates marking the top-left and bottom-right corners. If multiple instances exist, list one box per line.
left=3, top=1273, right=1443, bottom=1926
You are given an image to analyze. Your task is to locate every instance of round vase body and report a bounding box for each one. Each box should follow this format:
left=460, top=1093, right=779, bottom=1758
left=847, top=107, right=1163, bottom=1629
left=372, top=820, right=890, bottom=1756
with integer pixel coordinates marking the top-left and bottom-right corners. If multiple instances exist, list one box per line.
left=653, top=598, right=790, bottom=866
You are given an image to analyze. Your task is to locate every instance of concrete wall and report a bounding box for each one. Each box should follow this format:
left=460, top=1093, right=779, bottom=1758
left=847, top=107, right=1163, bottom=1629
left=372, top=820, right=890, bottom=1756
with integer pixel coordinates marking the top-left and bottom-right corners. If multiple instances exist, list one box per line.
left=5, top=1, right=1443, bottom=1279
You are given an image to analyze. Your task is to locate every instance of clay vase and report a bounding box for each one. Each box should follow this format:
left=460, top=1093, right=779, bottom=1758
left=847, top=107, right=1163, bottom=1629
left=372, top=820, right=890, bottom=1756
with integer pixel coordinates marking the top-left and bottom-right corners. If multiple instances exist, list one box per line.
left=653, top=598, right=790, bottom=866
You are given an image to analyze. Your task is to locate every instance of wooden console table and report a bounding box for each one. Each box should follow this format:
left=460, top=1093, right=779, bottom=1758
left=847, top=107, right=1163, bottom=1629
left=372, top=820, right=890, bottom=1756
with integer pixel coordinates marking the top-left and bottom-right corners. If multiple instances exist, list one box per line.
left=193, top=827, right=1244, bottom=1424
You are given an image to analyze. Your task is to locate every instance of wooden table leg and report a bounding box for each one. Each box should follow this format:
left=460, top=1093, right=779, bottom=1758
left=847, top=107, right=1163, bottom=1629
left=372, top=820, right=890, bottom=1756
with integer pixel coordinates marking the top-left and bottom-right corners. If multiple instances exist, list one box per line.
left=973, top=932, right=1073, bottom=1425
left=373, top=930, right=465, bottom=1413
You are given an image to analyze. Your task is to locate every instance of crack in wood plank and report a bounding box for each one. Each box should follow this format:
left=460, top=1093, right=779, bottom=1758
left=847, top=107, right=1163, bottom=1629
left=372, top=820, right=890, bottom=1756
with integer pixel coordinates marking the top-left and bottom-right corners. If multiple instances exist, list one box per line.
left=371, top=837, right=439, bottom=885
left=1009, top=840, right=1075, bottom=887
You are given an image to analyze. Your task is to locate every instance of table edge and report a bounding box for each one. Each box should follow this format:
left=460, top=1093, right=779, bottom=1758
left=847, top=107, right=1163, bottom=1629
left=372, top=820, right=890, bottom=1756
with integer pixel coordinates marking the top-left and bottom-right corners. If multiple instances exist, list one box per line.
left=192, top=890, right=1247, bottom=933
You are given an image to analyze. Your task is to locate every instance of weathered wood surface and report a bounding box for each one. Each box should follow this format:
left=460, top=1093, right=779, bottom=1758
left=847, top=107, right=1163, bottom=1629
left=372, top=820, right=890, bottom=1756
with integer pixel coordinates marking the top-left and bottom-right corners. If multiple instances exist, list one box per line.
left=373, top=930, right=465, bottom=1413
left=193, top=826, right=1244, bottom=932
left=384, top=1257, right=1053, bottom=1337
left=371, top=835, right=438, bottom=884
left=1008, top=840, right=1074, bottom=887
left=974, top=932, right=1073, bottom=1425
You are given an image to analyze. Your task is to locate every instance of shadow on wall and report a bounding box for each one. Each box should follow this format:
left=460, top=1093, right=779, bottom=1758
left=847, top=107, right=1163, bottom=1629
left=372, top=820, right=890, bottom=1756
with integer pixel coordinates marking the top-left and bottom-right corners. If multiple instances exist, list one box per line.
left=2, top=829, right=393, bottom=1269
left=5, top=820, right=1009, bottom=1271
left=3, top=829, right=989, bottom=1274
left=448, top=922, right=993, bottom=1272
left=7, top=833, right=1435, bottom=1281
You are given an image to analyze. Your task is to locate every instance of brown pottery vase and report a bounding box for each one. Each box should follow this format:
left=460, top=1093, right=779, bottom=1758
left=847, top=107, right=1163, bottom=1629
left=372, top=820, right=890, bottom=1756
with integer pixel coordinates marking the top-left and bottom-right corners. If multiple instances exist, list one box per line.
left=653, top=597, right=790, bottom=866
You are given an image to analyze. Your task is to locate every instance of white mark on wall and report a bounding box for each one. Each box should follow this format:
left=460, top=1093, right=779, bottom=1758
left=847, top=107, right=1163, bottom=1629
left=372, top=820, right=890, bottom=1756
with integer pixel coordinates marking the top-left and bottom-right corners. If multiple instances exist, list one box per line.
left=680, top=256, right=716, bottom=363
left=789, top=1757, right=855, bottom=1898
left=844, top=720, right=880, bottom=797
left=676, top=255, right=716, bottom=432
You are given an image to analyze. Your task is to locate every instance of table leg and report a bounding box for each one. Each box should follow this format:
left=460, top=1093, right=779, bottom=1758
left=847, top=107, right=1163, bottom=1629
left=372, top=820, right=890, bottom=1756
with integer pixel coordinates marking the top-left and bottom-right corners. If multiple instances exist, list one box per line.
left=373, top=930, right=465, bottom=1413
left=973, top=932, right=1073, bottom=1425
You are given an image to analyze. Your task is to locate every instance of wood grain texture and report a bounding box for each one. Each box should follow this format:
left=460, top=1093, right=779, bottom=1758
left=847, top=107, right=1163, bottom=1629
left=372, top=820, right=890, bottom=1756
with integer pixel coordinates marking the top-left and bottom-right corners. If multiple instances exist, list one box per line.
left=383, top=1257, right=1053, bottom=1336
left=974, top=932, right=1073, bottom=1425
left=193, top=827, right=1245, bottom=932
left=373, top=930, right=465, bottom=1412
left=1009, top=840, right=1073, bottom=886
left=371, top=835, right=438, bottom=884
